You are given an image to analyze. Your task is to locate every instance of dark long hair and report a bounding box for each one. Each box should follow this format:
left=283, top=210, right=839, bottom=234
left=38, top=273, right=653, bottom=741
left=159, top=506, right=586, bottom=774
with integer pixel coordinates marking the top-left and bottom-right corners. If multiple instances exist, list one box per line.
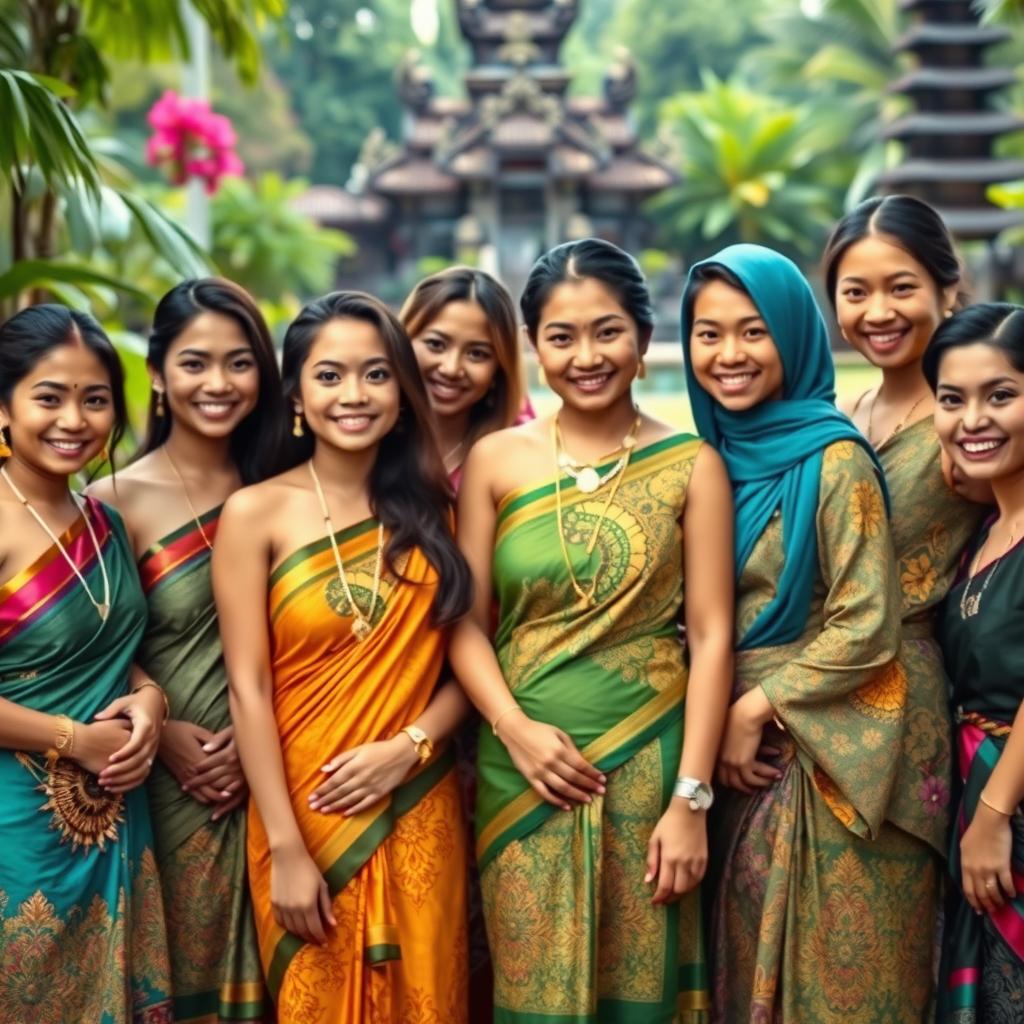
left=139, top=278, right=289, bottom=484
left=0, top=304, right=128, bottom=470
left=923, top=303, right=1024, bottom=390
left=519, top=237, right=655, bottom=341
left=822, top=195, right=965, bottom=310
left=281, top=291, right=472, bottom=625
left=400, top=266, right=524, bottom=449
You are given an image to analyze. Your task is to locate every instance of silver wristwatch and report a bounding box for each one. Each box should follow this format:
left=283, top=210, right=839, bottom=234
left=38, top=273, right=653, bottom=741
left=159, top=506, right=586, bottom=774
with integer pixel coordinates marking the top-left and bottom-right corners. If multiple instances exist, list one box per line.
left=673, top=776, right=714, bottom=811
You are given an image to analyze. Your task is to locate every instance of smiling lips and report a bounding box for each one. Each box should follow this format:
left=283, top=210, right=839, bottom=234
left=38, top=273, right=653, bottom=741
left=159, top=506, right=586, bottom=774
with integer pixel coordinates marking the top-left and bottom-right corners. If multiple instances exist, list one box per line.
left=957, top=436, right=1006, bottom=460
left=333, top=414, right=375, bottom=434
left=43, top=438, right=88, bottom=457
left=861, top=327, right=909, bottom=354
left=194, top=400, right=239, bottom=421
left=427, top=376, right=467, bottom=403
left=567, top=370, right=613, bottom=393
left=712, top=369, right=760, bottom=394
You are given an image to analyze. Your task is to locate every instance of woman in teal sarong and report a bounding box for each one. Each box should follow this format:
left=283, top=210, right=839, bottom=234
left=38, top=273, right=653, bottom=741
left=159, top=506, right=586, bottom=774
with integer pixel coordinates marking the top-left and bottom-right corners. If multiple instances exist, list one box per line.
left=925, top=303, right=1024, bottom=1021
left=91, top=278, right=288, bottom=1023
left=451, top=238, right=735, bottom=1023
left=0, top=304, right=172, bottom=1022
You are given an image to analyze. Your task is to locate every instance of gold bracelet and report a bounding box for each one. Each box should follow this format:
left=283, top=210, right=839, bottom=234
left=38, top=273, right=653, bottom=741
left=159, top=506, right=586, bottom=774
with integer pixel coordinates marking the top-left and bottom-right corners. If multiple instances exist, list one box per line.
left=47, top=713, right=75, bottom=761
left=979, top=791, right=1016, bottom=817
left=491, top=704, right=522, bottom=736
left=132, top=680, right=170, bottom=723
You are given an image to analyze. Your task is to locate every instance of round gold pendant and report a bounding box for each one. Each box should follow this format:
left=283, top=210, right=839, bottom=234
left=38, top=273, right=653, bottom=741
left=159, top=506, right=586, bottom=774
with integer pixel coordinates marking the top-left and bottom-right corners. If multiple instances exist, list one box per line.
left=576, top=467, right=600, bottom=493
left=351, top=617, right=373, bottom=641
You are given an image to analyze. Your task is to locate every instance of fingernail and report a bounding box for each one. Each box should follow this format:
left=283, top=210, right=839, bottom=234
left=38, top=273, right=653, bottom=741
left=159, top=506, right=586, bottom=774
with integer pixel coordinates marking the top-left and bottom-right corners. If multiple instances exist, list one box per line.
left=597, top=786, right=606, bottom=794
left=585, top=796, right=592, bottom=803
left=599, top=775, right=606, bottom=782
left=202, top=743, right=215, bottom=752
left=321, top=765, right=331, bottom=772
left=644, top=873, right=652, bottom=883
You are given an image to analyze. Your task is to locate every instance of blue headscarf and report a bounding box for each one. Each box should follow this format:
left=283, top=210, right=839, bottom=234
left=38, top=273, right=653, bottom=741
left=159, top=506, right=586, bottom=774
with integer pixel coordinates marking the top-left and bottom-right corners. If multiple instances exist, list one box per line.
left=680, top=244, right=888, bottom=650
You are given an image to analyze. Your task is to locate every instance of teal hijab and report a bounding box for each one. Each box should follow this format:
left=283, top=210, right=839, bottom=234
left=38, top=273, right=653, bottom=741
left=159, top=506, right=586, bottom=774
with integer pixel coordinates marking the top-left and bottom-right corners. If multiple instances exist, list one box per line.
left=680, top=244, right=888, bottom=650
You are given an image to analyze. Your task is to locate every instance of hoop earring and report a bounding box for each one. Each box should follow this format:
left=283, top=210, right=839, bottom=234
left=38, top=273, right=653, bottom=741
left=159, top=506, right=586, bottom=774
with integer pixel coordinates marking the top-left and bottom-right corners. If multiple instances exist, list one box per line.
left=155, top=389, right=165, bottom=417
left=292, top=412, right=304, bottom=438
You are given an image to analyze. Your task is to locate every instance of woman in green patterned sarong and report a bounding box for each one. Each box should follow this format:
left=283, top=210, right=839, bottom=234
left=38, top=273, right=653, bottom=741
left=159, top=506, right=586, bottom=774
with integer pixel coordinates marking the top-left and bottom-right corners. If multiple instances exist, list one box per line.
left=451, top=238, right=735, bottom=1023
left=0, top=304, right=172, bottom=1022
left=682, top=245, right=937, bottom=1022
left=91, top=279, right=288, bottom=1023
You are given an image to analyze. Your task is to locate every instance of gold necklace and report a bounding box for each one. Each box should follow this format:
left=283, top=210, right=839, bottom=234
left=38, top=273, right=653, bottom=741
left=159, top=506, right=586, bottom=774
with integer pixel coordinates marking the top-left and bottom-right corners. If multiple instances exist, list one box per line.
left=555, top=412, right=641, bottom=493
left=307, top=461, right=384, bottom=642
left=1, top=466, right=111, bottom=620
left=959, top=522, right=1019, bottom=619
left=867, top=391, right=928, bottom=449
left=552, top=415, right=641, bottom=607
left=163, top=447, right=214, bottom=551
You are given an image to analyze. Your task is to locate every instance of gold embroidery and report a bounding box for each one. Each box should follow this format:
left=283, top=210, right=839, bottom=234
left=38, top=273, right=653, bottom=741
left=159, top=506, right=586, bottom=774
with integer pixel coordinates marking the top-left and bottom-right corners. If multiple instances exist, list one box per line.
left=851, top=662, right=907, bottom=722
left=849, top=480, right=884, bottom=537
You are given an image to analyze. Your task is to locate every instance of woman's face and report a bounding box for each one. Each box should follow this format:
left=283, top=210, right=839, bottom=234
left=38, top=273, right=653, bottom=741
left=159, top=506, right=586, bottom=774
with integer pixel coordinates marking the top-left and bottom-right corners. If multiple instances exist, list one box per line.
left=152, top=311, right=260, bottom=440
left=689, top=278, right=784, bottom=412
left=834, top=234, right=957, bottom=370
left=0, top=343, right=115, bottom=477
left=296, top=317, right=401, bottom=454
left=410, top=299, right=500, bottom=422
left=534, top=276, right=644, bottom=413
left=934, top=342, right=1024, bottom=486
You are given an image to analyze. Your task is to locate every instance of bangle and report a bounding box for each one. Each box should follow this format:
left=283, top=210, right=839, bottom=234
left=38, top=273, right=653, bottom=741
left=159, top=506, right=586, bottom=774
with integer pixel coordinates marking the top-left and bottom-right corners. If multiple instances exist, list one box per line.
left=979, top=791, right=1016, bottom=817
left=47, top=714, right=75, bottom=761
left=491, top=704, right=522, bottom=736
left=132, top=680, right=170, bottom=723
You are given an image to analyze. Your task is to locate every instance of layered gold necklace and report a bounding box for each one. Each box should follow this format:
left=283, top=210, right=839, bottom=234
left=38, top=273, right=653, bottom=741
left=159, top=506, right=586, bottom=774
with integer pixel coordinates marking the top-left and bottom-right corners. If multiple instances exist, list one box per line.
left=1, top=465, right=111, bottom=621
left=552, top=412, right=641, bottom=607
left=308, top=461, right=384, bottom=642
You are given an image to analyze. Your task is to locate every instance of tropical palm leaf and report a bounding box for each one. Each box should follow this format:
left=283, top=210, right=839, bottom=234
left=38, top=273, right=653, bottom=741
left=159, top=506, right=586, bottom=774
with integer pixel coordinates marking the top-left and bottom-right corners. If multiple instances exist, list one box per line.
left=0, top=259, right=149, bottom=302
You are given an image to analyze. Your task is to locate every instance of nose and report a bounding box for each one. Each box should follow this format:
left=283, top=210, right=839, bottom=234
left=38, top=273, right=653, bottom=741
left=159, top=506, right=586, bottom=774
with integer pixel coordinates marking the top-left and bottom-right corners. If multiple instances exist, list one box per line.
left=439, top=348, right=462, bottom=379
left=717, top=334, right=746, bottom=366
left=961, top=397, right=991, bottom=433
left=204, top=367, right=231, bottom=392
left=865, top=292, right=895, bottom=323
left=574, top=335, right=602, bottom=369
left=340, top=373, right=367, bottom=405
left=57, top=400, right=88, bottom=431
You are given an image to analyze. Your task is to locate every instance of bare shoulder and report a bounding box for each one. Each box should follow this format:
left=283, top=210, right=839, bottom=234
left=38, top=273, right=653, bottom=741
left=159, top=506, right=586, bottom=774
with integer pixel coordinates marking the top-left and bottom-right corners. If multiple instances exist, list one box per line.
left=636, top=412, right=682, bottom=446
left=839, top=386, right=875, bottom=424
left=85, top=451, right=166, bottom=509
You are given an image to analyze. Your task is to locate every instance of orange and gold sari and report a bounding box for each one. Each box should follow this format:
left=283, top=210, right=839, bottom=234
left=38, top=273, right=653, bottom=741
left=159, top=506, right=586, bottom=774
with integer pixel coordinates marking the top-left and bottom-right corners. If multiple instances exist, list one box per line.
left=248, top=519, right=468, bottom=1023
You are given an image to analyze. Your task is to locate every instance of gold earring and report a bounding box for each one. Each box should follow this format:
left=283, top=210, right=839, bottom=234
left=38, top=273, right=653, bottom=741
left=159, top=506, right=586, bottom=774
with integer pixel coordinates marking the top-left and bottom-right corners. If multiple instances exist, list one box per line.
left=292, top=412, right=304, bottom=438
left=537, top=365, right=547, bottom=387
left=0, top=431, right=10, bottom=458
left=637, top=359, right=647, bottom=380
left=99, top=444, right=109, bottom=462
left=944, top=309, right=954, bottom=319
left=155, top=389, right=165, bottom=417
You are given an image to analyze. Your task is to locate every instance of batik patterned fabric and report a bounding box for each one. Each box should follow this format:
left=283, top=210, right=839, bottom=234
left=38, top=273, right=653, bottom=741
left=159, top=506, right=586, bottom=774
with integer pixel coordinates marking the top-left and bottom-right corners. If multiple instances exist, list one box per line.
left=477, top=434, right=709, bottom=1024
left=709, top=441, right=938, bottom=1023
left=137, top=507, right=268, bottom=1023
left=938, top=534, right=1024, bottom=1022
left=869, top=416, right=987, bottom=854
left=249, top=520, right=468, bottom=1023
left=0, top=498, right=173, bottom=1023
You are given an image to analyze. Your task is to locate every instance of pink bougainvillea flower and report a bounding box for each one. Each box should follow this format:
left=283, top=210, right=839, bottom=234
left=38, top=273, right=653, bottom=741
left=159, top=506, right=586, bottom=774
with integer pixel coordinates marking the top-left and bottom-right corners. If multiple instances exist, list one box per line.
left=145, top=90, right=244, bottom=193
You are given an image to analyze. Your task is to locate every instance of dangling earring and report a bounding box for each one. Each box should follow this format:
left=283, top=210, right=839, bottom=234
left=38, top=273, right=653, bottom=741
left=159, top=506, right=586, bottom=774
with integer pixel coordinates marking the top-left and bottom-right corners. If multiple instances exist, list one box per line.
left=637, top=358, right=647, bottom=380
left=0, top=430, right=10, bottom=458
left=154, top=389, right=165, bottom=417
left=292, top=412, right=304, bottom=438
left=99, top=443, right=109, bottom=463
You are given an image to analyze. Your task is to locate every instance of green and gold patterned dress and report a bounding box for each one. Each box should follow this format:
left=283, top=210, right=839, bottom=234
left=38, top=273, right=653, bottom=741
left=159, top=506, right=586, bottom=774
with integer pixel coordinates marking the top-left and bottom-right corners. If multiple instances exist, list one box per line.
left=710, top=440, right=938, bottom=1023
left=137, top=509, right=268, bottom=1023
left=476, top=434, right=709, bottom=1024
left=871, top=416, right=987, bottom=855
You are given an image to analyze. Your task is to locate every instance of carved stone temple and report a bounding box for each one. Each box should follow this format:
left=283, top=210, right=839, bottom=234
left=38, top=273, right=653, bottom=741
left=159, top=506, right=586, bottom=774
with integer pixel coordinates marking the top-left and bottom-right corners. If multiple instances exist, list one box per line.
left=296, top=0, right=674, bottom=301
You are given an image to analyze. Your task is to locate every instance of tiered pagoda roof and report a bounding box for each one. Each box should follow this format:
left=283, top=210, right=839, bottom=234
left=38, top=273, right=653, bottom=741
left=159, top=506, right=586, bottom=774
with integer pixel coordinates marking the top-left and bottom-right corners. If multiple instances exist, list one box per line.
left=880, top=0, right=1024, bottom=239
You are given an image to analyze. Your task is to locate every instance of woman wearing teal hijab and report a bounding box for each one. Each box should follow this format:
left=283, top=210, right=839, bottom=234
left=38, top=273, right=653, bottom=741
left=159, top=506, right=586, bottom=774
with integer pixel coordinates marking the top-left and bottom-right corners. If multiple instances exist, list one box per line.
left=682, top=245, right=938, bottom=1022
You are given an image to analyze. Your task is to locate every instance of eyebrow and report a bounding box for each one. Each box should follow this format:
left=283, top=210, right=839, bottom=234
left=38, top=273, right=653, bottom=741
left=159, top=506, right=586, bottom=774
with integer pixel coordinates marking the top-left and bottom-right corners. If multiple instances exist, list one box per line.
left=176, top=346, right=253, bottom=358
left=839, top=271, right=920, bottom=285
left=31, top=380, right=111, bottom=393
left=693, top=315, right=764, bottom=327
left=423, top=329, right=494, bottom=347
left=313, top=357, right=390, bottom=370
left=544, top=314, right=626, bottom=330
left=938, top=377, right=1018, bottom=392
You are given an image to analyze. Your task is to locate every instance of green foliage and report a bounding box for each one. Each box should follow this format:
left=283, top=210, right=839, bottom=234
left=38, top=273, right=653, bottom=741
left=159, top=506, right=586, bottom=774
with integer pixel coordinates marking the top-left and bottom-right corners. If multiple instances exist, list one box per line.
left=210, top=173, right=354, bottom=299
left=650, top=74, right=839, bottom=258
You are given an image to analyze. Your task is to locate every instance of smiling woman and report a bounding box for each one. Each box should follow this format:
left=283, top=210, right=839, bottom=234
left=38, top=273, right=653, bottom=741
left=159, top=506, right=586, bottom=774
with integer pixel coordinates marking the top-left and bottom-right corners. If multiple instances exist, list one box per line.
left=924, top=304, right=1024, bottom=1021
left=213, top=290, right=473, bottom=1022
left=0, top=304, right=173, bottom=1022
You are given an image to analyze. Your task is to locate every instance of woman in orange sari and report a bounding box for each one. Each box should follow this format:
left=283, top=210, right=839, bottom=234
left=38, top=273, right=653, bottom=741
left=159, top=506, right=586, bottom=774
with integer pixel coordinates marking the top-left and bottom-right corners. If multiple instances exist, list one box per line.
left=213, top=290, right=473, bottom=1022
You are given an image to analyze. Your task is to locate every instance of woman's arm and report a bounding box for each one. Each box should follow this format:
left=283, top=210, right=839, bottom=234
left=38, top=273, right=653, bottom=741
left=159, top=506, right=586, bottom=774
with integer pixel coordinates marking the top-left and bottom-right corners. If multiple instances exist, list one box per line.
left=647, top=444, right=735, bottom=903
left=214, top=489, right=335, bottom=946
left=960, top=696, right=1024, bottom=915
left=448, top=438, right=604, bottom=810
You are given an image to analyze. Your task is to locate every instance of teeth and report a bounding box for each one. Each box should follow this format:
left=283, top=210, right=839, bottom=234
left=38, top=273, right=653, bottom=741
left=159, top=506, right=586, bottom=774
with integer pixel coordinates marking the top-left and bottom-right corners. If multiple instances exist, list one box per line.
left=47, top=440, right=84, bottom=451
left=867, top=332, right=903, bottom=344
left=719, top=373, right=755, bottom=385
left=962, top=440, right=1002, bottom=453
left=338, top=416, right=371, bottom=427
left=197, top=402, right=231, bottom=413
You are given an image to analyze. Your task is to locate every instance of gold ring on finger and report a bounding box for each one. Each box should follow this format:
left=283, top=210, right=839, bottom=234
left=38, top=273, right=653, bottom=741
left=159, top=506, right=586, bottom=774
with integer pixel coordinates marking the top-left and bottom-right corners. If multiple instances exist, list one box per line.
left=986, top=879, right=996, bottom=889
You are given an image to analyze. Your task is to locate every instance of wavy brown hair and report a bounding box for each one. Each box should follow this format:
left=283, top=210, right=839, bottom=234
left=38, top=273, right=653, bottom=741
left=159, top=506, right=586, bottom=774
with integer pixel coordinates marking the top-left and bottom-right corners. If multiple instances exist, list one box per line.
left=400, top=266, right=524, bottom=449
